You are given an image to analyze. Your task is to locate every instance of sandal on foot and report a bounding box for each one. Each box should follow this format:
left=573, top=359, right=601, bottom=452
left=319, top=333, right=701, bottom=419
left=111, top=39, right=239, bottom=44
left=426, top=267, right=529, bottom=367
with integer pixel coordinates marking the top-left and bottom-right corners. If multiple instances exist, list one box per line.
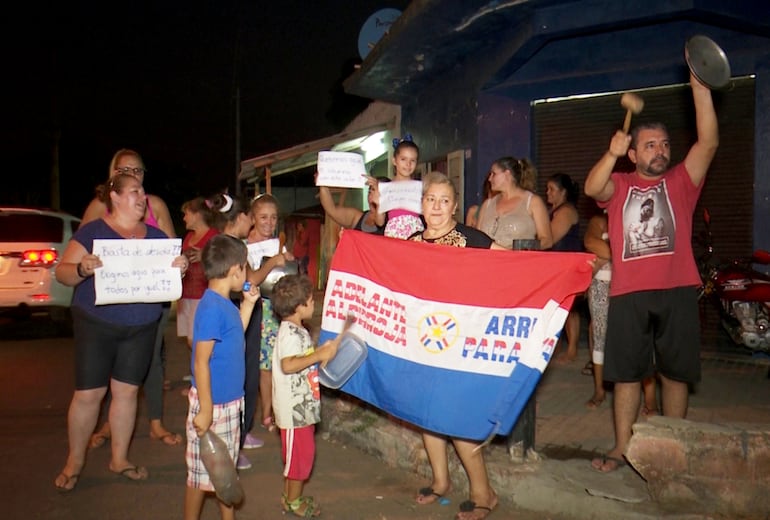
left=112, top=465, right=149, bottom=481
left=456, top=499, right=496, bottom=520
left=591, top=455, right=627, bottom=473
left=415, top=486, right=449, bottom=505
left=262, top=416, right=276, bottom=432
left=585, top=395, right=605, bottom=409
left=581, top=361, right=594, bottom=376
left=150, top=431, right=183, bottom=446
left=284, top=495, right=320, bottom=518
left=54, top=472, right=80, bottom=493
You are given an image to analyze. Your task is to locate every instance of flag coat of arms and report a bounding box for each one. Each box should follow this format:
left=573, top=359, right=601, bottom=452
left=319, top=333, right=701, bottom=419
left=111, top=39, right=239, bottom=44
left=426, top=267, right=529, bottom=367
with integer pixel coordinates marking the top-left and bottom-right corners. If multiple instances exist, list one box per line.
left=319, top=231, right=592, bottom=441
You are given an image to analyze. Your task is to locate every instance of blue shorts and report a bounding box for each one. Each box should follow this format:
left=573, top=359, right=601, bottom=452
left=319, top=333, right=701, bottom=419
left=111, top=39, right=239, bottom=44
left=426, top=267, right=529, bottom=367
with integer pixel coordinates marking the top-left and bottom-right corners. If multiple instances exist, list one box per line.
left=604, top=286, right=701, bottom=384
left=72, top=306, right=158, bottom=389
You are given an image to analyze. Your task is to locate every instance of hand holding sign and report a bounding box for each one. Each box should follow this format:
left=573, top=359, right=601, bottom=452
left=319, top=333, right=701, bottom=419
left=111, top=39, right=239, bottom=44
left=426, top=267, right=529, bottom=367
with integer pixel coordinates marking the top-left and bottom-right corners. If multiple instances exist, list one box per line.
left=93, top=238, right=183, bottom=304
left=316, top=151, right=367, bottom=188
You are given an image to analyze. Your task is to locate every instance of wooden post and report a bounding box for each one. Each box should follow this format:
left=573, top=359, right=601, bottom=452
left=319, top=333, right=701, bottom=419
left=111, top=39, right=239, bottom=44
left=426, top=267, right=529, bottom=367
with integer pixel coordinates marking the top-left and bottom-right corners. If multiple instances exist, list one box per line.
left=265, top=165, right=272, bottom=194
left=506, top=395, right=536, bottom=461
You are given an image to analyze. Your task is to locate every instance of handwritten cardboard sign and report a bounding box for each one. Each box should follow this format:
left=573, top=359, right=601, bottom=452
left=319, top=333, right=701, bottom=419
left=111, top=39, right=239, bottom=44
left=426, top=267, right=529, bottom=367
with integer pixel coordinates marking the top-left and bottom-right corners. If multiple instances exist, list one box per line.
left=316, top=151, right=367, bottom=188
left=93, top=239, right=182, bottom=304
left=246, top=238, right=281, bottom=270
left=378, top=180, right=423, bottom=214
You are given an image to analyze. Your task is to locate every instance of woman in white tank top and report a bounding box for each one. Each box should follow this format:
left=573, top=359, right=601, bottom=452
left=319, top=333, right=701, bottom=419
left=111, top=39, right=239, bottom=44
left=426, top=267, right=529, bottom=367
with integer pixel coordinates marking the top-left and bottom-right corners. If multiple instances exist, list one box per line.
left=477, top=156, right=553, bottom=250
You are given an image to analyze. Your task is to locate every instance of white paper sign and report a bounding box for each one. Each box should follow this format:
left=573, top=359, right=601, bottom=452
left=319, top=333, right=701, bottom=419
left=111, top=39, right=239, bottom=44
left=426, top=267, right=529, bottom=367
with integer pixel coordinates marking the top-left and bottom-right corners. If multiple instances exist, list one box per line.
left=93, top=239, right=182, bottom=304
left=316, top=151, right=367, bottom=188
left=246, top=238, right=281, bottom=270
left=378, top=180, right=423, bottom=214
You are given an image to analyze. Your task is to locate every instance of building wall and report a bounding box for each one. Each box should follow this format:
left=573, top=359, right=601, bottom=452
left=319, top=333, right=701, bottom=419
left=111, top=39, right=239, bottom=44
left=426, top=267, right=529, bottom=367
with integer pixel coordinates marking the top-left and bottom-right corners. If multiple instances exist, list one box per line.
left=395, top=20, right=770, bottom=252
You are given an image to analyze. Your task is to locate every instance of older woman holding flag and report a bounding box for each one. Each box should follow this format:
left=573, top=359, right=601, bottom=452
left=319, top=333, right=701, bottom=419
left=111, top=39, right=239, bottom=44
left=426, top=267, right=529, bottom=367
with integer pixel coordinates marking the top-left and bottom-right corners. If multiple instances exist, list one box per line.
left=408, top=171, right=504, bottom=520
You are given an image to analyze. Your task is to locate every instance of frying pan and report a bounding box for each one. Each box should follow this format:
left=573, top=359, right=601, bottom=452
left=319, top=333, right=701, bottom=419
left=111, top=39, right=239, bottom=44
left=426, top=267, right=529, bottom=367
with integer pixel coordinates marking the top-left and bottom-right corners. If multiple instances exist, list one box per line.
left=685, top=35, right=731, bottom=90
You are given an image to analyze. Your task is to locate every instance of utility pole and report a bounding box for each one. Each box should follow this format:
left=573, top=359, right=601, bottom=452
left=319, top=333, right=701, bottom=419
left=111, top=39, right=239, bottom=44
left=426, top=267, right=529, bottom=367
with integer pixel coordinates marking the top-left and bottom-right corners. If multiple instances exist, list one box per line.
left=51, top=129, right=61, bottom=210
left=235, top=86, right=241, bottom=196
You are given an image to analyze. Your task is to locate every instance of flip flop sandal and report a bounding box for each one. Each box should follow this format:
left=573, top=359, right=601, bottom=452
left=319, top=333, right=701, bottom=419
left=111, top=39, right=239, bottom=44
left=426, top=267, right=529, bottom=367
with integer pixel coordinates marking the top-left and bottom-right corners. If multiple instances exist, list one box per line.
left=150, top=431, right=183, bottom=446
left=456, top=499, right=495, bottom=520
left=581, top=361, right=594, bottom=376
left=262, top=416, right=276, bottom=432
left=113, top=465, right=149, bottom=481
left=591, top=455, right=627, bottom=473
left=416, top=486, right=449, bottom=505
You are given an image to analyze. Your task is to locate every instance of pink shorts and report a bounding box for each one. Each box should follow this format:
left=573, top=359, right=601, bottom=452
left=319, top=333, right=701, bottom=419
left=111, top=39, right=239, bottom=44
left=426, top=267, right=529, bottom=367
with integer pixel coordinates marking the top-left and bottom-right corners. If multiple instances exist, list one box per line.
left=280, top=425, right=316, bottom=481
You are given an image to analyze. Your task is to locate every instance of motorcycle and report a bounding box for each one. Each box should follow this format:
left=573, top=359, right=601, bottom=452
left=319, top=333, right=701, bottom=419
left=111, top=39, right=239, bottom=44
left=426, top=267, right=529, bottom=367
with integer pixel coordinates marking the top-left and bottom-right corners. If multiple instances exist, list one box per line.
left=697, top=208, right=770, bottom=353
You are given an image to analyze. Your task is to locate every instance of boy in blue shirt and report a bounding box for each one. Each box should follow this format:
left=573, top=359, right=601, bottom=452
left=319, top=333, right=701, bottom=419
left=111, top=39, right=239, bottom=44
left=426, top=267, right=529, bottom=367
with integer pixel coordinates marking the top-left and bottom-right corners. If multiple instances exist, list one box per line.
left=184, top=234, right=259, bottom=520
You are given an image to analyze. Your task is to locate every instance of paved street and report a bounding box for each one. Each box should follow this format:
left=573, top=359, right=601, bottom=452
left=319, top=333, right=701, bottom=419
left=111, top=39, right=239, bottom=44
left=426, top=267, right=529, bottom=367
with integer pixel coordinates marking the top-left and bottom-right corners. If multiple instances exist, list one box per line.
left=0, top=316, right=530, bottom=520
left=2, top=311, right=768, bottom=519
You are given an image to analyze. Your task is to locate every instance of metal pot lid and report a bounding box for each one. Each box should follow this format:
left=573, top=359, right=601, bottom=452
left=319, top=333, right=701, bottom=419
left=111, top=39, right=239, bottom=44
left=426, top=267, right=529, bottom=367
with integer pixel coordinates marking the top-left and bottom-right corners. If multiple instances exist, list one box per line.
left=685, top=35, right=731, bottom=90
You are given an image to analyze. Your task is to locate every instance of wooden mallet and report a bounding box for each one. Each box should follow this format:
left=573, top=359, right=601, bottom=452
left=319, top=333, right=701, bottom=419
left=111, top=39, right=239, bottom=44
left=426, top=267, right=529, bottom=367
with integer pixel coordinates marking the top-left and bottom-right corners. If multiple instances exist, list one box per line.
left=620, top=93, right=644, bottom=133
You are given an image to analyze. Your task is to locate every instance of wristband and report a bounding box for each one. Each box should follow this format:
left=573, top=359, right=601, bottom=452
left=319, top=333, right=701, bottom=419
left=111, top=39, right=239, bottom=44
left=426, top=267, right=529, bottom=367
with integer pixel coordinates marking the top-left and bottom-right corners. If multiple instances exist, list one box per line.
left=76, top=262, right=88, bottom=278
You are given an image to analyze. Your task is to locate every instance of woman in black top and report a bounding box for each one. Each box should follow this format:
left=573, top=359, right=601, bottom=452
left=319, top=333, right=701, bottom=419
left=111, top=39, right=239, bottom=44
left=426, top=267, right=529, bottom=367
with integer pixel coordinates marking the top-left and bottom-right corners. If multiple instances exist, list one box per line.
left=408, top=172, right=503, bottom=520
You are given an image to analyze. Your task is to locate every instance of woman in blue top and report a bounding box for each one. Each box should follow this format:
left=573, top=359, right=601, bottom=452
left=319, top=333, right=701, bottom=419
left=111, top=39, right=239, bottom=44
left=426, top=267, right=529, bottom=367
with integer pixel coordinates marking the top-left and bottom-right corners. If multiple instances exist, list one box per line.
left=53, top=174, right=188, bottom=492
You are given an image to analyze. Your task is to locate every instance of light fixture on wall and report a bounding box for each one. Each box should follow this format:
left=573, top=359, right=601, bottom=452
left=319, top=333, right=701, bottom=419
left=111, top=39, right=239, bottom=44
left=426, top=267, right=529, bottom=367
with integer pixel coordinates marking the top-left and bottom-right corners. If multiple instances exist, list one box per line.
left=360, top=131, right=387, bottom=163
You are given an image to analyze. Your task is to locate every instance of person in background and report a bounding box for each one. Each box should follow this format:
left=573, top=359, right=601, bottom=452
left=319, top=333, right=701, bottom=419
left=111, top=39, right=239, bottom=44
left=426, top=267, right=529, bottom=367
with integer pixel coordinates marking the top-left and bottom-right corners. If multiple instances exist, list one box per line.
left=409, top=172, right=504, bottom=520
left=178, top=198, right=218, bottom=348
left=477, top=156, right=553, bottom=250
left=271, top=274, right=338, bottom=518
left=368, top=134, right=424, bottom=239
left=246, top=193, right=294, bottom=460
left=183, top=234, right=260, bottom=520
left=54, top=174, right=188, bottom=492
left=318, top=176, right=390, bottom=234
left=292, top=219, right=310, bottom=275
left=207, top=192, right=264, bottom=467
left=85, top=149, right=181, bottom=448
left=210, top=192, right=253, bottom=239
left=546, top=172, right=583, bottom=363
left=583, top=212, right=659, bottom=413
left=465, top=176, right=495, bottom=230
left=177, top=197, right=219, bottom=395
left=584, top=72, right=718, bottom=472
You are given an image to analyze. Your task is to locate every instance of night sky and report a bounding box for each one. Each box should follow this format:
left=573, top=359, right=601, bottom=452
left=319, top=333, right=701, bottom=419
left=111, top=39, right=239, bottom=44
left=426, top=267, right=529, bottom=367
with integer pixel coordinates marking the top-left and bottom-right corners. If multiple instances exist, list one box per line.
left=6, top=0, right=409, bottom=223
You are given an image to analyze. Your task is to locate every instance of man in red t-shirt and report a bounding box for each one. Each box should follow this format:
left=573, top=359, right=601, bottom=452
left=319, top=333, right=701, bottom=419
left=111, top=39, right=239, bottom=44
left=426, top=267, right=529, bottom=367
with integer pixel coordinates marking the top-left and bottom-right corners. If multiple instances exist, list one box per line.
left=584, top=72, right=718, bottom=473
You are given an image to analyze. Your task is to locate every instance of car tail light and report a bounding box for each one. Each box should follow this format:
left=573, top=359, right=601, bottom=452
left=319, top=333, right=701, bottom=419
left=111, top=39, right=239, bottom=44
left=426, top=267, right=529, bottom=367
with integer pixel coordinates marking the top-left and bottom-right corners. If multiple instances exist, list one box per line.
left=21, top=249, right=59, bottom=267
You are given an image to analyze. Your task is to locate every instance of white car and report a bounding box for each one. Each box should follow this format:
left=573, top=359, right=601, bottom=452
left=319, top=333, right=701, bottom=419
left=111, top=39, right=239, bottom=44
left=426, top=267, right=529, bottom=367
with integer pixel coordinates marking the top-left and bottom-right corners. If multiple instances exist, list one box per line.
left=0, top=207, right=81, bottom=324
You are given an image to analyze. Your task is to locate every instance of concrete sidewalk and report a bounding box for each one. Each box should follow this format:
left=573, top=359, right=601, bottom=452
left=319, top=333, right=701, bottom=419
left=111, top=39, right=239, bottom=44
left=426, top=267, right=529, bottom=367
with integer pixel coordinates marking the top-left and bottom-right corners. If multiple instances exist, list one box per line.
left=309, top=289, right=770, bottom=519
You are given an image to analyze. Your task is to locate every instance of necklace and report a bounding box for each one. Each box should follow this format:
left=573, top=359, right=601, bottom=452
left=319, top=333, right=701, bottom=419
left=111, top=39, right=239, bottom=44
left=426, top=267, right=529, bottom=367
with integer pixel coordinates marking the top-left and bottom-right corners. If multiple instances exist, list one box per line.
left=108, top=216, right=141, bottom=239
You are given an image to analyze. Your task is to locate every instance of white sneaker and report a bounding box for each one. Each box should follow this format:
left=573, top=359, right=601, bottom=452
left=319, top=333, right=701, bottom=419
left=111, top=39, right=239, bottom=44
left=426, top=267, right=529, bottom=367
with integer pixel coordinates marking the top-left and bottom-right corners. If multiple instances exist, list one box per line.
left=236, top=452, right=252, bottom=470
left=243, top=432, right=264, bottom=449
